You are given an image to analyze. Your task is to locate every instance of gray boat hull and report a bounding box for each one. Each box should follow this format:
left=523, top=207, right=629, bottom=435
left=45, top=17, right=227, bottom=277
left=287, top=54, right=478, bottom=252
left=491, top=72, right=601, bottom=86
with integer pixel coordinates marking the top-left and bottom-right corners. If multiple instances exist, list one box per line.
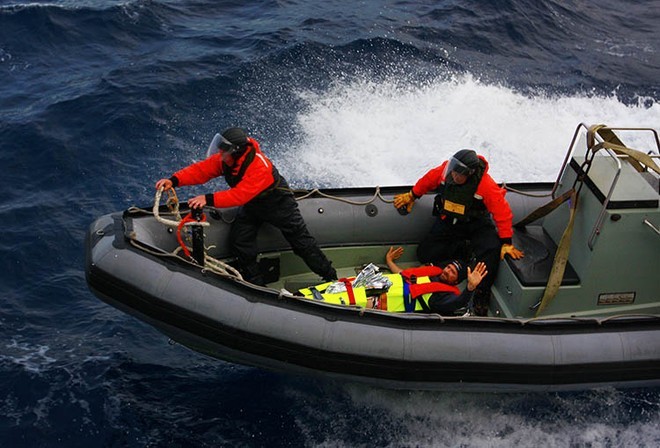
left=86, top=183, right=660, bottom=391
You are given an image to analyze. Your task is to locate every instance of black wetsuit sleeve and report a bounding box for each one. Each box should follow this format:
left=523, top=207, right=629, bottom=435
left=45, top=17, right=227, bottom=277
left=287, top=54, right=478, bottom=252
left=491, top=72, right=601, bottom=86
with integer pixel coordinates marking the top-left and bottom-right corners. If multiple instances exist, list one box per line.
left=426, top=288, right=474, bottom=315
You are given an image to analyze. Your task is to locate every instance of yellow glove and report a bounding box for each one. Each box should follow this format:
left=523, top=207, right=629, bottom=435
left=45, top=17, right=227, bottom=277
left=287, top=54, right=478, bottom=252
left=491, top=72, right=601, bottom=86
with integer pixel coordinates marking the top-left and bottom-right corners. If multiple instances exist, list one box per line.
left=393, top=191, right=415, bottom=213
left=500, top=243, right=524, bottom=260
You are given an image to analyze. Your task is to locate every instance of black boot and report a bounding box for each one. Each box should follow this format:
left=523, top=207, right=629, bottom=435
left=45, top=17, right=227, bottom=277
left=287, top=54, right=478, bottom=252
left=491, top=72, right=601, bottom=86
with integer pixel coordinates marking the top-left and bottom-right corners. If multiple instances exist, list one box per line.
left=242, top=263, right=266, bottom=286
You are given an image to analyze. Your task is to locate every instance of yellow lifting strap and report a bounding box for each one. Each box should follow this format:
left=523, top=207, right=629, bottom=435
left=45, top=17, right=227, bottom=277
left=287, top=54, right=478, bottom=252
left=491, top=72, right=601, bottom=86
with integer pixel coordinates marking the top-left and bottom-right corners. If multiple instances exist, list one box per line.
left=535, top=189, right=577, bottom=316
left=514, top=188, right=574, bottom=229
left=589, top=125, right=660, bottom=175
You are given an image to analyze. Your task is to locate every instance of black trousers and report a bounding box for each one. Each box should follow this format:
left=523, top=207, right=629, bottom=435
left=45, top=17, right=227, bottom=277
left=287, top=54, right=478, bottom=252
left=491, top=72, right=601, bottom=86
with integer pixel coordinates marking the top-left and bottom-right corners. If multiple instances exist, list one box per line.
left=416, top=215, right=501, bottom=292
left=229, top=190, right=336, bottom=285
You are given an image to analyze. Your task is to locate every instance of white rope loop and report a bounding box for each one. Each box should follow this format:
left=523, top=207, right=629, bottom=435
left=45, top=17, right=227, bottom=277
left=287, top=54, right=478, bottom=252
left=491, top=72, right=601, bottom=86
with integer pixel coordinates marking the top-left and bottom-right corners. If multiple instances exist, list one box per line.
left=153, top=187, right=210, bottom=228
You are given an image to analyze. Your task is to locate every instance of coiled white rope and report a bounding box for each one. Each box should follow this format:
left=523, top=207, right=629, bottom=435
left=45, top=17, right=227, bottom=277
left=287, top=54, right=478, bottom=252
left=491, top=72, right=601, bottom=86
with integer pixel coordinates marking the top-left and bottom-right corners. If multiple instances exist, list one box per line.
left=153, top=187, right=210, bottom=228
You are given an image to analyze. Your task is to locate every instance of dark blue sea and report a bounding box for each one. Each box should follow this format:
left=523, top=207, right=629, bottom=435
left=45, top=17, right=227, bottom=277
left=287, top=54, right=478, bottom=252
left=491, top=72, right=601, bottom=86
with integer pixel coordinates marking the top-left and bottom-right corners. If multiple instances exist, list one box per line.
left=1, top=0, right=659, bottom=446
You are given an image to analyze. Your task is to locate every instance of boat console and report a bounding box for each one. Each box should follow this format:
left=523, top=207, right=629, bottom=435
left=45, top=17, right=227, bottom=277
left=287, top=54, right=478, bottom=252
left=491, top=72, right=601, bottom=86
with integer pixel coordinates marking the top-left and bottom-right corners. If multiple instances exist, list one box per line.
left=492, top=124, right=660, bottom=318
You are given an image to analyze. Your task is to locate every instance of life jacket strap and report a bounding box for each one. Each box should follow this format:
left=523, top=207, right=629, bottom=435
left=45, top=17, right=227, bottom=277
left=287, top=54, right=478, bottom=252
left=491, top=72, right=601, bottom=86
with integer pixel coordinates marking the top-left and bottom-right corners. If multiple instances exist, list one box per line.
left=256, top=174, right=281, bottom=198
left=401, top=273, right=432, bottom=313
left=416, top=295, right=431, bottom=312
left=401, top=276, right=415, bottom=312
left=308, top=286, right=324, bottom=301
left=339, top=278, right=356, bottom=305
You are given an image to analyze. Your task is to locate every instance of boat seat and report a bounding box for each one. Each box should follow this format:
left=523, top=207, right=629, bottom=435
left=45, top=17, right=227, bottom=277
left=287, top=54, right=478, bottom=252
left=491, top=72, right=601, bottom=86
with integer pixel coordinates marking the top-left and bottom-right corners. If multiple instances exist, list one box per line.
left=505, top=226, right=580, bottom=287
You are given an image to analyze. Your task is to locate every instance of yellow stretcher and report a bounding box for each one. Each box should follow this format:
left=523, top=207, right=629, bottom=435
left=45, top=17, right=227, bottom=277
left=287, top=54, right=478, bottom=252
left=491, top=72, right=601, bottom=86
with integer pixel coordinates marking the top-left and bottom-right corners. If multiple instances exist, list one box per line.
left=297, top=273, right=434, bottom=312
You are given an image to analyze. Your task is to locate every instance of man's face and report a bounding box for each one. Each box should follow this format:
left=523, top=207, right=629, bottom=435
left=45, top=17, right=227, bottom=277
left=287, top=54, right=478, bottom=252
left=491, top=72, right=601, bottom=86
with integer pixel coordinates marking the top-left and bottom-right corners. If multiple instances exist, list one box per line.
left=440, top=264, right=459, bottom=284
left=222, top=151, right=236, bottom=166
left=450, top=170, right=469, bottom=185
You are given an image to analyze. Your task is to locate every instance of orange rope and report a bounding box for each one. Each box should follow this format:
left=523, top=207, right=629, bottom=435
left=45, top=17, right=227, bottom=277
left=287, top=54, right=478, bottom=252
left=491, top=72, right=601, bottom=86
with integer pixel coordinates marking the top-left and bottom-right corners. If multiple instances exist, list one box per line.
left=176, top=211, right=207, bottom=259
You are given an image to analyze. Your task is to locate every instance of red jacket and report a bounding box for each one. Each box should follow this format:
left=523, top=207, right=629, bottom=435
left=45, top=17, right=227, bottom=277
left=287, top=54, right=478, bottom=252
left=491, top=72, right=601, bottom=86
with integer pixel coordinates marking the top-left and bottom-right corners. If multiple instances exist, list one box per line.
left=400, top=266, right=460, bottom=297
left=410, top=155, right=513, bottom=240
left=171, top=137, right=277, bottom=208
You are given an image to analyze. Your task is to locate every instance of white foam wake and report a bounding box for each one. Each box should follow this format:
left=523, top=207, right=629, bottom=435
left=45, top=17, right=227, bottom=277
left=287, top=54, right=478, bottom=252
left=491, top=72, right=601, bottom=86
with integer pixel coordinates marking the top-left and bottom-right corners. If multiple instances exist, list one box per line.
left=279, top=74, right=659, bottom=187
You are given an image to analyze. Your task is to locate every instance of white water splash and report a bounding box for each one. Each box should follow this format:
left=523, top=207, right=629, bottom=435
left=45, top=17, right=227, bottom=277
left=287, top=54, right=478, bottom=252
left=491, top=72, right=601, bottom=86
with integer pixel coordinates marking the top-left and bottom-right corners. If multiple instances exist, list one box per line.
left=288, top=382, right=660, bottom=448
left=278, top=74, right=659, bottom=187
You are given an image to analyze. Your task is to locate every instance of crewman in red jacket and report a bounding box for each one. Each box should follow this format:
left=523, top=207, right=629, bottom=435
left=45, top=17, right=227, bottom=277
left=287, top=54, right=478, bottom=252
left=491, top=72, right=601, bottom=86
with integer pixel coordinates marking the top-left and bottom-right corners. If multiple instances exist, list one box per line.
left=393, top=149, right=524, bottom=315
left=155, top=127, right=337, bottom=285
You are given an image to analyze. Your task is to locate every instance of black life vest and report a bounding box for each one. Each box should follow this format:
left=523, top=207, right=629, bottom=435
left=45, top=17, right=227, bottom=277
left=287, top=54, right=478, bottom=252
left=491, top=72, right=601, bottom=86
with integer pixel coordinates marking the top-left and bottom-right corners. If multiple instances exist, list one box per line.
left=222, top=147, right=282, bottom=196
left=433, top=162, right=487, bottom=220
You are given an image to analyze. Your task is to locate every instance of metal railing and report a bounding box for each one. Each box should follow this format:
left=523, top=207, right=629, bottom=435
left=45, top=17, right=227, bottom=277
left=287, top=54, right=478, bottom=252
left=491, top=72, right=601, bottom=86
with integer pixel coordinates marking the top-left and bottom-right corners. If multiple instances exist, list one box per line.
left=551, top=123, right=660, bottom=250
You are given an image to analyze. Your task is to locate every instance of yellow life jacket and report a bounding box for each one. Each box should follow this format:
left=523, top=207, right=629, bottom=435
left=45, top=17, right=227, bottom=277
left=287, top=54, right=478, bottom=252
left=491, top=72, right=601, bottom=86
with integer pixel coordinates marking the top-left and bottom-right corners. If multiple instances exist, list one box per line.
left=298, top=274, right=436, bottom=312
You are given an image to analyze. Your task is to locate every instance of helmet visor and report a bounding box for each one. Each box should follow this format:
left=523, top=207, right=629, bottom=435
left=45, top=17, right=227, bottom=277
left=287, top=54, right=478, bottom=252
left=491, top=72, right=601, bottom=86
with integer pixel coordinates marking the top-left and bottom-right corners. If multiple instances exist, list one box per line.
left=206, top=133, right=237, bottom=158
left=443, top=156, right=475, bottom=184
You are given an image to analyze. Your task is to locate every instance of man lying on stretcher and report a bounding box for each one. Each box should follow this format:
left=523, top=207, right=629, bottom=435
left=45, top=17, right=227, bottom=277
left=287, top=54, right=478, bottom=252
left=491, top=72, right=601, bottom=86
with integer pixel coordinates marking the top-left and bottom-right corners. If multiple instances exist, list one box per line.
left=297, top=247, right=488, bottom=315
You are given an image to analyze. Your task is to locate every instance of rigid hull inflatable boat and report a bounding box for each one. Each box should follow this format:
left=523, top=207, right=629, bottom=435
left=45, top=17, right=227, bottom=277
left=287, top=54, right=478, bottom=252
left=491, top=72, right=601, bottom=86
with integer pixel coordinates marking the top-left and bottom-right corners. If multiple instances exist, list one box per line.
left=86, top=124, right=660, bottom=391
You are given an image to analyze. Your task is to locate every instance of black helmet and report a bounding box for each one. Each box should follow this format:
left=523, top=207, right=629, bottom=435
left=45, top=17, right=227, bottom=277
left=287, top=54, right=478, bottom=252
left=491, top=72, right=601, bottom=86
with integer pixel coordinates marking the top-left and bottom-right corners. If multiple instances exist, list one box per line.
left=443, top=149, right=481, bottom=184
left=206, top=127, right=249, bottom=158
left=451, top=149, right=480, bottom=173
left=221, top=127, right=248, bottom=151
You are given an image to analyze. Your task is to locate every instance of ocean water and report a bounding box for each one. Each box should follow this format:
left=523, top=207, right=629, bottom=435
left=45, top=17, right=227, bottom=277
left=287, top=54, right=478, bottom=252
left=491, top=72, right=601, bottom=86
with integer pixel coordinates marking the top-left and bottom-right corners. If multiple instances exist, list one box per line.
left=1, top=0, right=659, bottom=446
